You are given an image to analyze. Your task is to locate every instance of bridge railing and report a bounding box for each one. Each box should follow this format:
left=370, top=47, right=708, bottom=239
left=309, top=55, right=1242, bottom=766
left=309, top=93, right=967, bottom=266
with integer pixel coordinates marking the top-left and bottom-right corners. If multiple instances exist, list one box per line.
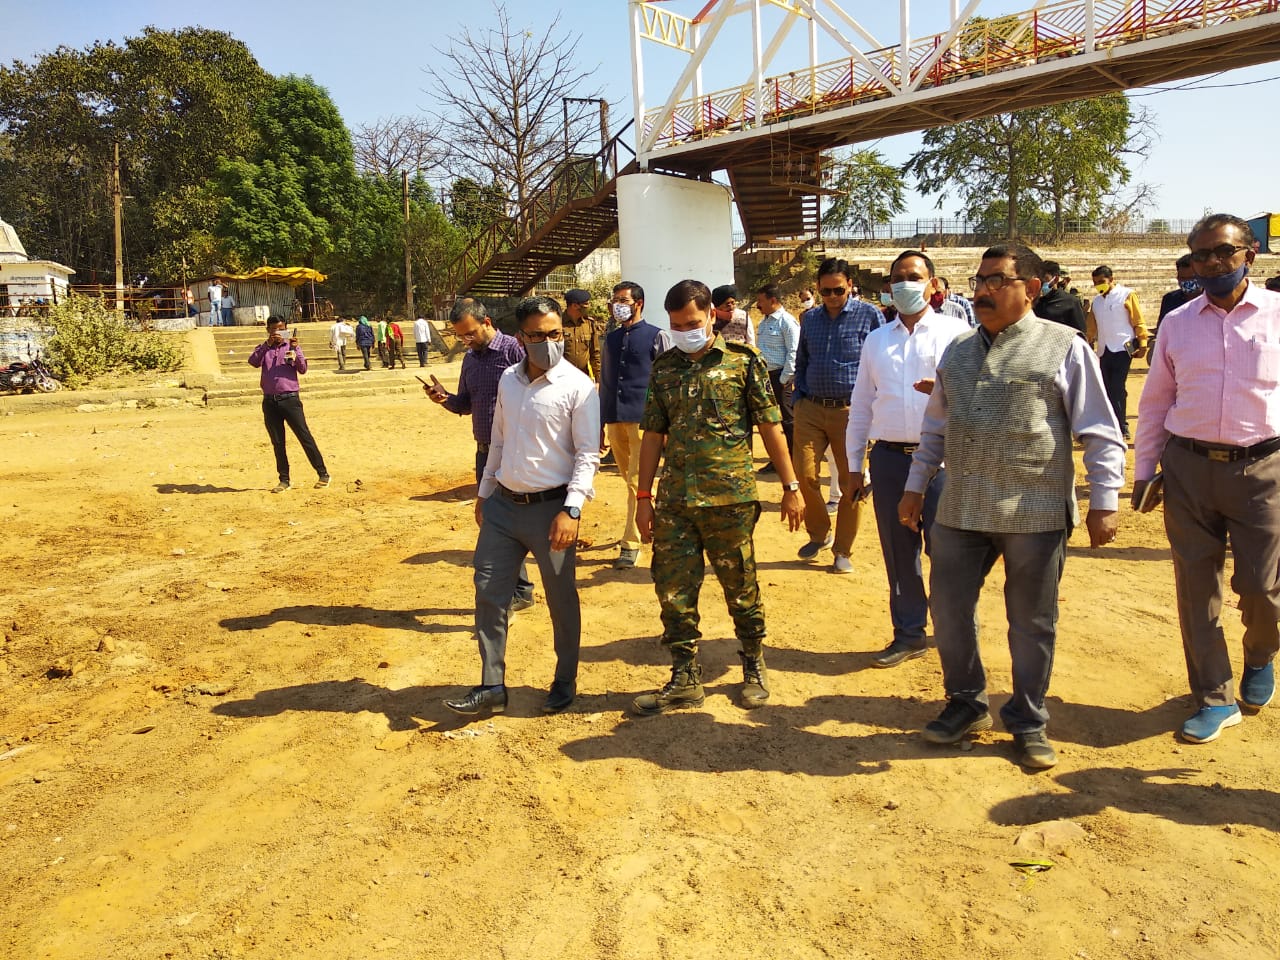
left=643, top=0, right=1278, bottom=150
left=438, top=120, right=637, bottom=299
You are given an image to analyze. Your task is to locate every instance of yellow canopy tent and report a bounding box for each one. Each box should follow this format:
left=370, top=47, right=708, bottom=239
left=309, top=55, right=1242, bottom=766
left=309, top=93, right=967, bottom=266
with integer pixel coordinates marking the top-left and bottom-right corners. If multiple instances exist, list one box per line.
left=213, top=266, right=327, bottom=287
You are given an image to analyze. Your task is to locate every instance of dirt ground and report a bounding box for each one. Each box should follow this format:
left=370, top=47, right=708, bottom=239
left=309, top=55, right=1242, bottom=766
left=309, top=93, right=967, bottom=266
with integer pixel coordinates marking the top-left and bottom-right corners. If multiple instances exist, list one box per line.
left=1, top=363, right=1277, bottom=960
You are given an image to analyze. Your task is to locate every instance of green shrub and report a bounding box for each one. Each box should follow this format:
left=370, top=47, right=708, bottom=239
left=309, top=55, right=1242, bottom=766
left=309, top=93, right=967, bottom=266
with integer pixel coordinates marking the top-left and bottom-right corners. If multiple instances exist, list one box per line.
left=45, top=295, right=184, bottom=388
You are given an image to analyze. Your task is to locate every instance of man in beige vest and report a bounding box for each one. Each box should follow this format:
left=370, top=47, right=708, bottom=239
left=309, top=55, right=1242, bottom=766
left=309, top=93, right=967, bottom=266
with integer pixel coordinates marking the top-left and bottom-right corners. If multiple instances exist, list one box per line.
left=899, top=243, right=1126, bottom=769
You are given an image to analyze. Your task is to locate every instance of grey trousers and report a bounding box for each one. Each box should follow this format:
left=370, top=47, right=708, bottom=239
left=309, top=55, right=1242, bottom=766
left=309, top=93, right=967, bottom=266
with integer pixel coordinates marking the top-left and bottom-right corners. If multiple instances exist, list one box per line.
left=1163, top=440, right=1280, bottom=707
left=473, top=493, right=580, bottom=687
left=929, top=522, right=1067, bottom=734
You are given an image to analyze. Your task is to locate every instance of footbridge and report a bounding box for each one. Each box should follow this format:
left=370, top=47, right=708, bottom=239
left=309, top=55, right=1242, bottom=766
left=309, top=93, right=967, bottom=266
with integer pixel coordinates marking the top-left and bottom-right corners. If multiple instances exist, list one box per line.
left=443, top=0, right=1280, bottom=299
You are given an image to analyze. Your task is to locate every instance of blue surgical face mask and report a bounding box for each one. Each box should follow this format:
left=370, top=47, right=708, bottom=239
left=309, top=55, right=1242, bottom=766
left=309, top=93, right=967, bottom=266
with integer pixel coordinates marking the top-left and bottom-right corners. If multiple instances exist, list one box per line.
left=670, top=321, right=711, bottom=354
left=1197, top=262, right=1248, bottom=298
left=1179, top=279, right=1202, bottom=295
left=890, top=280, right=929, bottom=315
left=880, top=291, right=893, bottom=307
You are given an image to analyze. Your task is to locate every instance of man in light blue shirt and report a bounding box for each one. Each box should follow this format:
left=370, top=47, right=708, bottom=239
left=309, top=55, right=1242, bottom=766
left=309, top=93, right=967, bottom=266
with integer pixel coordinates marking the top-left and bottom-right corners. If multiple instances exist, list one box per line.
left=754, top=283, right=800, bottom=469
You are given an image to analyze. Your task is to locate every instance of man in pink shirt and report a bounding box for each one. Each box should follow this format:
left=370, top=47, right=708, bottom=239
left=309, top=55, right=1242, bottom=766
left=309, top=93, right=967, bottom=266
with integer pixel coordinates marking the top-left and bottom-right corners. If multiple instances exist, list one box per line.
left=1134, top=213, right=1280, bottom=744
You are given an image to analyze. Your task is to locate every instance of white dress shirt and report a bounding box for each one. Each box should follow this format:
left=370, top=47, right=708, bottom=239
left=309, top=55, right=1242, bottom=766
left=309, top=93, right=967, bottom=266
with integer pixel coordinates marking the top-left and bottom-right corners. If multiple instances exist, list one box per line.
left=479, top=357, right=601, bottom=509
left=413, top=317, right=431, bottom=343
left=1089, top=284, right=1137, bottom=354
left=845, top=308, right=971, bottom=473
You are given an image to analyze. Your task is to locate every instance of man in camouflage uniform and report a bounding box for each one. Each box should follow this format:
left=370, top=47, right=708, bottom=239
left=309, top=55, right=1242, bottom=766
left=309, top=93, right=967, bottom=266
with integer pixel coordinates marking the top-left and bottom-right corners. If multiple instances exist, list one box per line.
left=632, top=279, right=803, bottom=714
left=562, top=289, right=604, bottom=381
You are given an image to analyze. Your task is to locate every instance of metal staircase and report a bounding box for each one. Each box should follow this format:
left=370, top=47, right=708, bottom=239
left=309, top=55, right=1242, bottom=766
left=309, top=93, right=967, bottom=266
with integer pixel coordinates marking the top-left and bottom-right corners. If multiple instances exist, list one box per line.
left=443, top=121, right=638, bottom=299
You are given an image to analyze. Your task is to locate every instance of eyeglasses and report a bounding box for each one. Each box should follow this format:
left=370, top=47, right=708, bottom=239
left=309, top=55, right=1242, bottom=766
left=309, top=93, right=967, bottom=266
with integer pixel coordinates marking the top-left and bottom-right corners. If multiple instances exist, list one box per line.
left=521, top=329, right=563, bottom=343
left=1189, top=243, right=1249, bottom=264
left=969, top=273, right=1023, bottom=291
left=819, top=287, right=846, bottom=297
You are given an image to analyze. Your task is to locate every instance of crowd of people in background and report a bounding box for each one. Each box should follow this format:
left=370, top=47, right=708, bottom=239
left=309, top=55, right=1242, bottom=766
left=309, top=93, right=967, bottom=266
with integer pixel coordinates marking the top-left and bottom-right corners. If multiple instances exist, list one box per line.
left=248, top=211, right=1278, bottom=768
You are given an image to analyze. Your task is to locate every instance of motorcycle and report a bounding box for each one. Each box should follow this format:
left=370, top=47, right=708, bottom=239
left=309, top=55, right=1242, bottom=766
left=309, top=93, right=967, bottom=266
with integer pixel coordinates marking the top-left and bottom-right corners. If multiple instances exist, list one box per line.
left=0, top=352, right=61, bottom=394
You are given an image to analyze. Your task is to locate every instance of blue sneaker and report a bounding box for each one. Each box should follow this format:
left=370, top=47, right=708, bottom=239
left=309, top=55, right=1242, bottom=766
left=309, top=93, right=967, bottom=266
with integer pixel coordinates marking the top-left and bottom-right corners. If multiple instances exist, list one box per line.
left=1241, top=662, right=1275, bottom=709
left=1180, top=704, right=1242, bottom=744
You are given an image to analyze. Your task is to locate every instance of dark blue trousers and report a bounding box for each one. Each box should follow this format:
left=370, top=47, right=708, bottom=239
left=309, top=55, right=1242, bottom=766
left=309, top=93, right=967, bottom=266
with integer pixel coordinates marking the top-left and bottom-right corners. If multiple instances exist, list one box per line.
left=869, top=442, right=943, bottom=646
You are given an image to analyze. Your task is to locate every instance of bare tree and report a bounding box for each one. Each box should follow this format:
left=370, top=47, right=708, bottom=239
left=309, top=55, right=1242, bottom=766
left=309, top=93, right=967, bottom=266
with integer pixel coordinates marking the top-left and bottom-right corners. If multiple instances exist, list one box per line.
left=353, top=116, right=444, bottom=178
left=425, top=2, right=602, bottom=234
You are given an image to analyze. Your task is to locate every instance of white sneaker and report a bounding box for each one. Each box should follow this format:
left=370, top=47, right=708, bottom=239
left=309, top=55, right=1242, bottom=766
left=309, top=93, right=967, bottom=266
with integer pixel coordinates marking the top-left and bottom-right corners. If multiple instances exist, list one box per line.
left=831, top=555, right=853, bottom=574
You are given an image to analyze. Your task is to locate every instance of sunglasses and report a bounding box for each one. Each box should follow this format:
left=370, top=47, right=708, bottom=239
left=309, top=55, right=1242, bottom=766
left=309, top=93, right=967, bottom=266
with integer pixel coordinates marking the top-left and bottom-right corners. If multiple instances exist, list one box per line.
left=819, top=286, right=846, bottom=297
left=1189, top=243, right=1249, bottom=264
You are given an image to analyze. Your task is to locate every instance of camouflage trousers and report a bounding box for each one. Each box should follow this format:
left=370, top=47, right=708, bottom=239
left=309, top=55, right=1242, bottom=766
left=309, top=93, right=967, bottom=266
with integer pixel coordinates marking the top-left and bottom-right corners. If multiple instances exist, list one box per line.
left=652, top=500, right=765, bottom=660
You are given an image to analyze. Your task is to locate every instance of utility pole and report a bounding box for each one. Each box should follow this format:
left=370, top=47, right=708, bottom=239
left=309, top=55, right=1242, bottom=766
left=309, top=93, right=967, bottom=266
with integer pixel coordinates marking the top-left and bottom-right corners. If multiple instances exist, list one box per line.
left=112, top=142, right=124, bottom=313
left=402, top=169, right=414, bottom=324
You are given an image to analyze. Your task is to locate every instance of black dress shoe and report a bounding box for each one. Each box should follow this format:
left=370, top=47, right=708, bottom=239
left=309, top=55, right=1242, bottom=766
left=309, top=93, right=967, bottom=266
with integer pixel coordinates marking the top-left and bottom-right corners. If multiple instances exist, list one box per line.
left=873, top=640, right=928, bottom=668
left=444, top=685, right=507, bottom=716
left=542, top=679, right=576, bottom=714
left=922, top=698, right=992, bottom=744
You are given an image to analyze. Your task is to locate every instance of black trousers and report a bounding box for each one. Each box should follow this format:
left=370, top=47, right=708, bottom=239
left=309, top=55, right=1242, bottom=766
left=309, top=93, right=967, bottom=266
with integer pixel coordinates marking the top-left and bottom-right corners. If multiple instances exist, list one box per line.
left=262, top=393, right=327, bottom=484
left=1099, top=347, right=1132, bottom=437
left=415, top=342, right=428, bottom=366
left=767, top=367, right=794, bottom=452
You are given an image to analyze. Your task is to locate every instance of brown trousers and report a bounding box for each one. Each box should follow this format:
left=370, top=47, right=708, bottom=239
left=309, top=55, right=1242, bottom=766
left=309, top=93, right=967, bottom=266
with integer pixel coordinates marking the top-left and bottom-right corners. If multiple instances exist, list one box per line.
left=1163, top=440, right=1280, bottom=707
left=791, top=397, right=862, bottom=556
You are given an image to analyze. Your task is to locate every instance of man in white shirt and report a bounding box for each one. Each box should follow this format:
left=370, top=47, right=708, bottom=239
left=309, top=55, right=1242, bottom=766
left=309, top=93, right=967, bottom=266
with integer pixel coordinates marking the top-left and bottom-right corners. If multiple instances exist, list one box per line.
left=445, top=295, right=601, bottom=719
left=1086, top=265, right=1148, bottom=440
left=207, top=280, right=223, bottom=327
left=412, top=316, right=431, bottom=367
left=846, top=250, right=970, bottom=667
left=329, top=316, right=354, bottom=371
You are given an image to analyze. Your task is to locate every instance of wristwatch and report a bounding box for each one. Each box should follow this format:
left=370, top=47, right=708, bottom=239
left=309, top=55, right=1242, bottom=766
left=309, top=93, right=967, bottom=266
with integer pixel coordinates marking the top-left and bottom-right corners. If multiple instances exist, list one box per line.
left=783, top=481, right=800, bottom=493
left=561, top=505, right=581, bottom=520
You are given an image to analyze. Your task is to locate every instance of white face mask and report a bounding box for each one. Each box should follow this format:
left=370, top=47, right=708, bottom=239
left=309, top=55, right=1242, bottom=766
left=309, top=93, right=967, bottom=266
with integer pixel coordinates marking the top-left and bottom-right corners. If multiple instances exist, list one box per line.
left=890, top=280, right=929, bottom=315
left=800, top=297, right=814, bottom=309
left=611, top=302, right=633, bottom=323
left=670, top=322, right=711, bottom=354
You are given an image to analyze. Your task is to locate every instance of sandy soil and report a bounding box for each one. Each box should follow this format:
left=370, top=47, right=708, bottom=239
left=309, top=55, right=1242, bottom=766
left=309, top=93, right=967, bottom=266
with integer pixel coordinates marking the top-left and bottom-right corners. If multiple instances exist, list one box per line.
left=1, top=364, right=1277, bottom=960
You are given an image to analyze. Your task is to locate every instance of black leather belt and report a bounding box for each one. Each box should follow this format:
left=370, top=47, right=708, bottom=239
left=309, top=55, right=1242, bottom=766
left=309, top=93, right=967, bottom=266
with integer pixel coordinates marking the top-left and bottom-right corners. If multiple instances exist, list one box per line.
left=809, top=396, right=850, bottom=408
left=876, top=440, right=919, bottom=455
left=497, top=483, right=567, bottom=504
left=1171, top=434, right=1280, bottom=463
left=265, top=391, right=298, bottom=401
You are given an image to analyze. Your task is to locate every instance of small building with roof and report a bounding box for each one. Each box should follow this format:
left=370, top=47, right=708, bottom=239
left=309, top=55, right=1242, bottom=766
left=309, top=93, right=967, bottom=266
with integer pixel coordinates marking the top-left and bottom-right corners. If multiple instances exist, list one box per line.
left=0, top=217, right=75, bottom=313
left=0, top=216, right=75, bottom=361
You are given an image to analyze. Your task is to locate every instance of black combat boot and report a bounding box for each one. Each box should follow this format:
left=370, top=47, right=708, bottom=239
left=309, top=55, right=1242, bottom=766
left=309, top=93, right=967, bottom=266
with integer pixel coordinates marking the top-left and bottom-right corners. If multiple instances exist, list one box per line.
left=738, top=646, right=769, bottom=708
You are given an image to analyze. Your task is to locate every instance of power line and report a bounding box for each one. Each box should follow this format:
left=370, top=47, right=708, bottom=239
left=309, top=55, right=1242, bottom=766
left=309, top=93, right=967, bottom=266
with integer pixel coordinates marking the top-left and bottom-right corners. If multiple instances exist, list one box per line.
left=1130, top=72, right=1280, bottom=97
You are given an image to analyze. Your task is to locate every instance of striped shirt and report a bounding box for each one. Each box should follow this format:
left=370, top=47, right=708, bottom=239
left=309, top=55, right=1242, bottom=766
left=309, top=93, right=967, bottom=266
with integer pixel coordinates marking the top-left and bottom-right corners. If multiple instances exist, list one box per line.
left=442, top=331, right=525, bottom=444
left=756, top=308, right=800, bottom=381
left=794, top=297, right=882, bottom=402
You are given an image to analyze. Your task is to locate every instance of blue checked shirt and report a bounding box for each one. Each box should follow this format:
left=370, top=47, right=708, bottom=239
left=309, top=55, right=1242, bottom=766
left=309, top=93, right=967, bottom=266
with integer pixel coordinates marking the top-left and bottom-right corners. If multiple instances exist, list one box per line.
left=794, top=298, right=882, bottom=402
left=756, top=308, right=800, bottom=381
left=442, top=330, right=525, bottom=444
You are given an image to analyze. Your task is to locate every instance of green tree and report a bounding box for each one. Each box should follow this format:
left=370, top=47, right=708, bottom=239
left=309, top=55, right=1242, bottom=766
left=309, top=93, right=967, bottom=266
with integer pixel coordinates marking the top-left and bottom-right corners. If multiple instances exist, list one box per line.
left=820, top=148, right=907, bottom=235
left=216, top=75, right=357, bottom=267
left=0, top=28, right=270, bottom=280
left=326, top=173, right=463, bottom=314
left=448, top=177, right=510, bottom=233
left=903, top=93, right=1153, bottom=238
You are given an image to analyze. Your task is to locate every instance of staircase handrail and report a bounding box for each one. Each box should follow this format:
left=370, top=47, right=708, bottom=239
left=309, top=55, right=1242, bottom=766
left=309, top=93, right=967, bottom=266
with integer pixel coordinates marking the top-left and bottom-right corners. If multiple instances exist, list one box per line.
left=440, top=119, right=637, bottom=300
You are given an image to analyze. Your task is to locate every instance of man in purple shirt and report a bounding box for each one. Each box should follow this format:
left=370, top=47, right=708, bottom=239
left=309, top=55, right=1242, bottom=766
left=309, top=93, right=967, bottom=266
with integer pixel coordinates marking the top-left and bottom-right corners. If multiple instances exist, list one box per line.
left=426, top=298, right=534, bottom=609
left=247, top=316, right=330, bottom=493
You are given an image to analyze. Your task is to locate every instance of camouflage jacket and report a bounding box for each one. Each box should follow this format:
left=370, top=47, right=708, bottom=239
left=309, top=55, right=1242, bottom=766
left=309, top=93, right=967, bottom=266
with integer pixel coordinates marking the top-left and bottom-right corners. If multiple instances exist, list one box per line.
left=640, top=335, right=781, bottom=507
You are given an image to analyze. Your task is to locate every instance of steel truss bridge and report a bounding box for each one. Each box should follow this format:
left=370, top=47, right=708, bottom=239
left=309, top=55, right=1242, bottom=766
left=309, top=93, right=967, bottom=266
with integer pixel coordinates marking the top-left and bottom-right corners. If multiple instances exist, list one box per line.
left=444, top=0, right=1280, bottom=299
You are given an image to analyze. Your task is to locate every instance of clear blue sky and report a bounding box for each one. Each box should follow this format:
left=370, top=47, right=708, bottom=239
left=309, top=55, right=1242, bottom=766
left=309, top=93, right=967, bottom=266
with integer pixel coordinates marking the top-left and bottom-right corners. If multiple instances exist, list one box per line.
left=3, top=0, right=1275, bottom=221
